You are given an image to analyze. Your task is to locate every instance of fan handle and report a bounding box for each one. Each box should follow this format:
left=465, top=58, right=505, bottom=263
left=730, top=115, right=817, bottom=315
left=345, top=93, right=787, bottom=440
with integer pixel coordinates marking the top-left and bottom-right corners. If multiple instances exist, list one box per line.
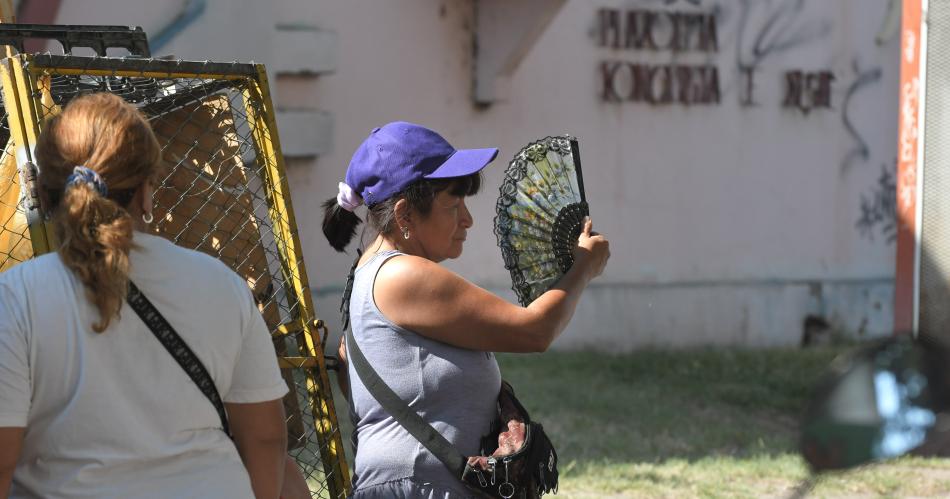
left=569, top=137, right=587, bottom=204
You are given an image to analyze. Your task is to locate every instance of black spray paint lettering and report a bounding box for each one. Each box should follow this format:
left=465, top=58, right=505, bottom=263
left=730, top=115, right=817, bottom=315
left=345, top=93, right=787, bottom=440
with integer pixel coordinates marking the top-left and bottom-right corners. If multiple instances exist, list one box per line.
left=739, top=67, right=757, bottom=106
left=596, top=8, right=718, bottom=53
left=847, top=7, right=893, bottom=243
left=600, top=61, right=720, bottom=105
left=782, top=70, right=835, bottom=113
left=735, top=0, right=832, bottom=106
left=841, top=60, right=883, bottom=171
left=856, top=163, right=897, bottom=244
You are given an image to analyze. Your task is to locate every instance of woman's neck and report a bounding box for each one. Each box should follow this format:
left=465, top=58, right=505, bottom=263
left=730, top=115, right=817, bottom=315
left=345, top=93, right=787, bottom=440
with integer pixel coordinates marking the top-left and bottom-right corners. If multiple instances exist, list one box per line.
left=365, top=232, right=435, bottom=262
left=367, top=233, right=430, bottom=258
left=367, top=234, right=401, bottom=255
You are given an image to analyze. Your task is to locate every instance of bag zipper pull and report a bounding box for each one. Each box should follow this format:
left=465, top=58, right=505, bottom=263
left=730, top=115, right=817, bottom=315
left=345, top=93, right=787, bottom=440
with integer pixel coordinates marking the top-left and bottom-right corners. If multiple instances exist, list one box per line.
left=498, top=459, right=515, bottom=498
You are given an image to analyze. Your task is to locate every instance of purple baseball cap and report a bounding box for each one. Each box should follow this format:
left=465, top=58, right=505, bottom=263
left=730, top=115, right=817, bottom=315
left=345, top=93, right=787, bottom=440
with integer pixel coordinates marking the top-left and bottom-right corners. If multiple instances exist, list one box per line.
left=345, top=121, right=499, bottom=206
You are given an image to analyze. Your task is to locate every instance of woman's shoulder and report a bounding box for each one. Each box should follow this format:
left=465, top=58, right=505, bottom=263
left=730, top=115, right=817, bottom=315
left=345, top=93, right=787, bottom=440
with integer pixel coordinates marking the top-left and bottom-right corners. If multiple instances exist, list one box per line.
left=374, top=253, right=455, bottom=286
left=133, top=233, right=246, bottom=293
left=0, top=252, right=69, bottom=288
left=136, top=233, right=231, bottom=272
left=372, top=254, right=472, bottom=307
left=0, top=253, right=70, bottom=327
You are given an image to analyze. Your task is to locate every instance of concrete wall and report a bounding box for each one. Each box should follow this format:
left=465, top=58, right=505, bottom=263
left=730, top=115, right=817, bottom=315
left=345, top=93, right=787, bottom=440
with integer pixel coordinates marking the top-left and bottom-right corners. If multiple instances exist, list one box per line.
left=51, top=0, right=275, bottom=63
left=45, top=0, right=902, bottom=350
left=297, top=0, right=901, bottom=350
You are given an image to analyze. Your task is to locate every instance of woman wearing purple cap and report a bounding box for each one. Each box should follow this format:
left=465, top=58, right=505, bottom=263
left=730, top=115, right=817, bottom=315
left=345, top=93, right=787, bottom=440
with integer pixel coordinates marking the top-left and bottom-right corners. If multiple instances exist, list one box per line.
left=323, top=122, right=610, bottom=498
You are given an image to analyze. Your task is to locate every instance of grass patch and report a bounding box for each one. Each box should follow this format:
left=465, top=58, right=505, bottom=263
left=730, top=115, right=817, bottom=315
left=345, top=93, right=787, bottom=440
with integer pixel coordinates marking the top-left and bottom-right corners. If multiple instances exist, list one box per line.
left=496, top=348, right=842, bottom=465
left=329, top=346, right=950, bottom=497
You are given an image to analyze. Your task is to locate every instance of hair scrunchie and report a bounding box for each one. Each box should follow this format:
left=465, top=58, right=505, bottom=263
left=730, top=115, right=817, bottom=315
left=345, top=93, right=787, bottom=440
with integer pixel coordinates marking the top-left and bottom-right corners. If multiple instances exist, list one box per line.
left=65, top=165, right=108, bottom=197
left=337, top=182, right=363, bottom=212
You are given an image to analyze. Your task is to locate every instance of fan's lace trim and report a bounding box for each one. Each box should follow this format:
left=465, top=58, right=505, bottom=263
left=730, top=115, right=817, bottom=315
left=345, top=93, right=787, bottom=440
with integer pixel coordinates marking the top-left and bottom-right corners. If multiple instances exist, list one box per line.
left=493, top=135, right=580, bottom=307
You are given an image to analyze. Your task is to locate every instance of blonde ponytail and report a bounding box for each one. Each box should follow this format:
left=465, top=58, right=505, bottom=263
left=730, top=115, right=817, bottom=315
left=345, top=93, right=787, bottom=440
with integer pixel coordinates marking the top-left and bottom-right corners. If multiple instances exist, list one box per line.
left=36, top=93, right=160, bottom=332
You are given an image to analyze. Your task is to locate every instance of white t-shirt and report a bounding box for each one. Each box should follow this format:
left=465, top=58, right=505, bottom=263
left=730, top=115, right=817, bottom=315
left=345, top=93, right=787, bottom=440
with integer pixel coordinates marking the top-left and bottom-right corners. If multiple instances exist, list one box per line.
left=0, top=232, right=289, bottom=499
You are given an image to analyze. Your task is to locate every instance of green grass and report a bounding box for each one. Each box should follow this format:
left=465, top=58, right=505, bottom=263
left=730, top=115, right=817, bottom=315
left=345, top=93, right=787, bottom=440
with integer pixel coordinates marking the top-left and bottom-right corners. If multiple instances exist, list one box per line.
left=329, top=347, right=950, bottom=498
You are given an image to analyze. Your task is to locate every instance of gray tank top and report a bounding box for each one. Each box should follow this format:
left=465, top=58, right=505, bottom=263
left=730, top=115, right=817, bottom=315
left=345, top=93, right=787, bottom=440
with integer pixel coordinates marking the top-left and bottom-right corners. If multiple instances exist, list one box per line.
left=346, top=250, right=502, bottom=496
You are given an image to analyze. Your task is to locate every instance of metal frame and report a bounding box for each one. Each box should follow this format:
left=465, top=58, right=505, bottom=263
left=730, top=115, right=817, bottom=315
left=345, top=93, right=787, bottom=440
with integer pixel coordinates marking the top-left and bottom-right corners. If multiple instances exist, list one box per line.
left=0, top=53, right=350, bottom=497
left=0, top=54, right=51, bottom=254
left=242, top=64, right=351, bottom=497
left=895, top=0, right=928, bottom=335
left=0, top=25, right=151, bottom=57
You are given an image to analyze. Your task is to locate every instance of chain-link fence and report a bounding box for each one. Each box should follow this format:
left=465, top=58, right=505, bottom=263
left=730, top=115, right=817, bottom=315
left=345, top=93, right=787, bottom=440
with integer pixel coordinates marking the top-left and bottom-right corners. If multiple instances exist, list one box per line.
left=0, top=53, right=349, bottom=498
left=0, top=100, right=32, bottom=273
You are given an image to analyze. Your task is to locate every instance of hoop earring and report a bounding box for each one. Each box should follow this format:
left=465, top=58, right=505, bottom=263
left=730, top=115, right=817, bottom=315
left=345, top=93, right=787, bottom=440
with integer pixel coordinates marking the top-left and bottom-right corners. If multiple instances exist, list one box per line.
left=402, top=227, right=410, bottom=240
left=142, top=212, right=154, bottom=224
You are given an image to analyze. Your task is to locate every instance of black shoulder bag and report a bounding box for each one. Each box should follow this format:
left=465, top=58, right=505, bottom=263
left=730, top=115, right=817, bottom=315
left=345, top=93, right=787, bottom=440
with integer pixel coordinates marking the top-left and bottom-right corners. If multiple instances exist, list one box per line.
left=344, top=324, right=559, bottom=498
left=126, top=281, right=231, bottom=436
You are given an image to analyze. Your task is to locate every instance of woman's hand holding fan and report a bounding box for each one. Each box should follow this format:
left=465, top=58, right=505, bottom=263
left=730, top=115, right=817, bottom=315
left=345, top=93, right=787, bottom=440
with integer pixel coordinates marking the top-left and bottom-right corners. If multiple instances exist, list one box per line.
left=573, top=216, right=610, bottom=281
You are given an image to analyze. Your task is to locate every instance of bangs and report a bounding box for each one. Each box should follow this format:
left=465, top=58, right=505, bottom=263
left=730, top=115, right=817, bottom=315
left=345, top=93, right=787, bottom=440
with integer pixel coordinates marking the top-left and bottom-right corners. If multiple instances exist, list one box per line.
left=393, top=171, right=484, bottom=221
left=446, top=172, right=482, bottom=197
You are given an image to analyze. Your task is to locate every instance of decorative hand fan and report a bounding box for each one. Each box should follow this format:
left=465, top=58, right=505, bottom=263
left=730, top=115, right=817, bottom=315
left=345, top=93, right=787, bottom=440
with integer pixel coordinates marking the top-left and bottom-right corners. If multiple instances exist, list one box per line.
left=494, top=135, right=588, bottom=306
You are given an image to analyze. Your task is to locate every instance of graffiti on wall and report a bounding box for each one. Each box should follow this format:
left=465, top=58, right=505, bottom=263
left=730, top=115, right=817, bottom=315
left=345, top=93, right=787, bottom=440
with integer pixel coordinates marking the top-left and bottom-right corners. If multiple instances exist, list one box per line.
left=841, top=60, right=884, bottom=172
left=734, top=0, right=897, bottom=242
left=600, top=62, right=721, bottom=104
left=856, top=163, right=898, bottom=243
left=733, top=0, right=833, bottom=109
left=734, top=0, right=831, bottom=70
left=596, top=7, right=722, bottom=105
left=594, top=0, right=898, bottom=243
left=782, top=70, right=834, bottom=113
left=596, top=8, right=719, bottom=51
left=596, top=0, right=839, bottom=110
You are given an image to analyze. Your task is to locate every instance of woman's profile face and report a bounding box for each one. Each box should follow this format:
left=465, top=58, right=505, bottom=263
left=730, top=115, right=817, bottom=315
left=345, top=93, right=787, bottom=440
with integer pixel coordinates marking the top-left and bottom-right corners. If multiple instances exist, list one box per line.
left=411, top=189, right=473, bottom=262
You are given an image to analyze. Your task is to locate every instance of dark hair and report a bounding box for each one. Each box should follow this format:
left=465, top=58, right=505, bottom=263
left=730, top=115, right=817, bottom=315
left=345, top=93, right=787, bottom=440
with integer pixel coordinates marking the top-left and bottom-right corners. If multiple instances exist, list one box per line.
left=322, top=172, right=481, bottom=252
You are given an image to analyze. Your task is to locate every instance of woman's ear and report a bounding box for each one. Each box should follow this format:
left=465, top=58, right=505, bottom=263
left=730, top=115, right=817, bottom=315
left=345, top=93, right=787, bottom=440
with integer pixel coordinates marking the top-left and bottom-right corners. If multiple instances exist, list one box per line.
left=393, top=198, right=411, bottom=228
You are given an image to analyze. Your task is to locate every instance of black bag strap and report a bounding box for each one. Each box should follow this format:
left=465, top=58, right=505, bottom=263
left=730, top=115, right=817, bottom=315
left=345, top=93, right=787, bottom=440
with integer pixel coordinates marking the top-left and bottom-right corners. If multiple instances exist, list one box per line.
left=344, top=324, right=467, bottom=476
left=126, top=281, right=231, bottom=436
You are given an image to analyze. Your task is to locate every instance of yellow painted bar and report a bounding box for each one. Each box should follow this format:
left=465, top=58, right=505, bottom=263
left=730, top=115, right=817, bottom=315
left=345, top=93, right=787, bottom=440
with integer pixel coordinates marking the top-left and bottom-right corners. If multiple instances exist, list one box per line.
left=35, top=74, right=63, bottom=118
left=245, top=67, right=351, bottom=496
left=0, top=55, right=52, bottom=255
left=0, top=0, right=14, bottom=22
left=18, top=57, right=59, bottom=254
left=243, top=66, right=351, bottom=496
left=274, top=321, right=305, bottom=338
left=11, top=56, right=41, bottom=147
left=278, top=357, right=322, bottom=369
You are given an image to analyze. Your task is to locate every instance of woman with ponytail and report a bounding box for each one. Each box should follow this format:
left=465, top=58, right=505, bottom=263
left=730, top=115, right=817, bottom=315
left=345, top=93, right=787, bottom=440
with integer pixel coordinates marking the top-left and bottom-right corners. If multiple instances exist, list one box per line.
left=327, top=122, right=610, bottom=498
left=0, top=93, right=289, bottom=499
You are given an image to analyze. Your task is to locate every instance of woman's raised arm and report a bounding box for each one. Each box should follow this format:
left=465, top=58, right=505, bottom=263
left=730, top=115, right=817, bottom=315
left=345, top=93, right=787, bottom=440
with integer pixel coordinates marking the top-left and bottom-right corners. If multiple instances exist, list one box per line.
left=375, top=218, right=610, bottom=352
